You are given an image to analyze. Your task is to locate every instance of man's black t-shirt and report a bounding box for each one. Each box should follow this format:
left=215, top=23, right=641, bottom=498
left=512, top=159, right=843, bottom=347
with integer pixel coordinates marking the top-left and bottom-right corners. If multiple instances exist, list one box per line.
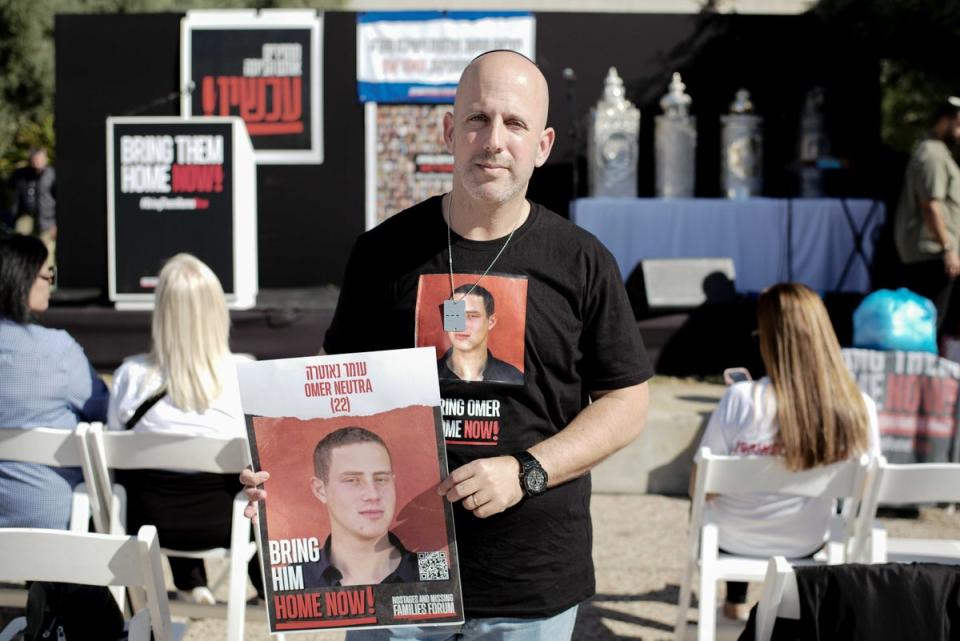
left=324, top=196, right=653, bottom=618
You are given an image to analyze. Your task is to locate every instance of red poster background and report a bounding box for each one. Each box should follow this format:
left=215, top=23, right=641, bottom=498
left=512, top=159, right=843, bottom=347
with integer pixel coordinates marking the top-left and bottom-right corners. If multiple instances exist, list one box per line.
left=253, top=405, right=448, bottom=554
left=415, top=273, right=527, bottom=373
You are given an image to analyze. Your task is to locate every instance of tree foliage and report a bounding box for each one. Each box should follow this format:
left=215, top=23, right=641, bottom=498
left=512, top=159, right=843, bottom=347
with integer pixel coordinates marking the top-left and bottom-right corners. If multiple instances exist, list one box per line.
left=815, top=0, right=960, bottom=152
left=0, top=0, right=57, bottom=178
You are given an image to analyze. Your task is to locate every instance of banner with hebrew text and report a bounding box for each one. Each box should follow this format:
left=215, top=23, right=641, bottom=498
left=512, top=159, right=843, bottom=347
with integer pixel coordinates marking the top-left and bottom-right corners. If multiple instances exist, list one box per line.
left=357, top=12, right=535, bottom=103
left=182, top=10, right=323, bottom=164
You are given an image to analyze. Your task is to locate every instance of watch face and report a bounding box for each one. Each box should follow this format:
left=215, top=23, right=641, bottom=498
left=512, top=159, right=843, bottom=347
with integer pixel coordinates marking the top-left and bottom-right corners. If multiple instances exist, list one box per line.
left=525, top=467, right=547, bottom=493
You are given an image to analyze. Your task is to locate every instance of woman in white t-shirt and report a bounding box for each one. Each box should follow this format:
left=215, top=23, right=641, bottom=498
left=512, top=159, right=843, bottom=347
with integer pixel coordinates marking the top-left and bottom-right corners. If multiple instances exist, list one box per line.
left=108, top=253, right=261, bottom=605
left=695, top=282, right=880, bottom=620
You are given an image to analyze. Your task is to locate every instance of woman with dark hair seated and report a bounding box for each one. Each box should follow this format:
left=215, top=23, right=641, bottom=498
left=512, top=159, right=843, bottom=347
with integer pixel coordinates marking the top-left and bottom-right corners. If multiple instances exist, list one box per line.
left=0, top=234, right=109, bottom=529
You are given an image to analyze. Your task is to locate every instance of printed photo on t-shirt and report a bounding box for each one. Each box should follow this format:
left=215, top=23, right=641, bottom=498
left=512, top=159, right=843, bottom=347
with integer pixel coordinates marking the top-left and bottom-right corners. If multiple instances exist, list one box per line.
left=414, top=273, right=527, bottom=386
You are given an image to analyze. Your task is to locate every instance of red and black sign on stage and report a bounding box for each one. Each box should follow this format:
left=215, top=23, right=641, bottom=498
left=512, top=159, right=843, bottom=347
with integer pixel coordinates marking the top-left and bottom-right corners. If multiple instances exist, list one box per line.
left=107, top=117, right=258, bottom=310
left=181, top=10, right=323, bottom=165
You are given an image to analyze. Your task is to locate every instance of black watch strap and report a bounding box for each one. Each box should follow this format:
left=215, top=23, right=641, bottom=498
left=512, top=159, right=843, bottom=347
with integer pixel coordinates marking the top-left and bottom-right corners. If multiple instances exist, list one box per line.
left=513, top=450, right=537, bottom=470
left=512, top=450, right=548, bottom=497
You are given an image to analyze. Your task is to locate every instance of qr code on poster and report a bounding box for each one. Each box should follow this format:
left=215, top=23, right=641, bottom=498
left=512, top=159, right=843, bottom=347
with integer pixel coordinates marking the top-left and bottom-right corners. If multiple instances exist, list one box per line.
left=417, top=551, right=449, bottom=581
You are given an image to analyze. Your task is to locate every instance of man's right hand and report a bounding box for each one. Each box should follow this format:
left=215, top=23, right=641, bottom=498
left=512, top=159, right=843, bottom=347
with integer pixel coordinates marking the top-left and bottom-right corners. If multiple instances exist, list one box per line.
left=945, top=251, right=960, bottom=278
left=240, top=468, right=270, bottom=522
left=437, top=456, right=524, bottom=518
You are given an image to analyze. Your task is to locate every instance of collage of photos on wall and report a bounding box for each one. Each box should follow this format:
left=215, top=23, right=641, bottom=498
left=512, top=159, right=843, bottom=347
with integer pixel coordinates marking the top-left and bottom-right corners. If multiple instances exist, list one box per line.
left=376, top=105, right=453, bottom=225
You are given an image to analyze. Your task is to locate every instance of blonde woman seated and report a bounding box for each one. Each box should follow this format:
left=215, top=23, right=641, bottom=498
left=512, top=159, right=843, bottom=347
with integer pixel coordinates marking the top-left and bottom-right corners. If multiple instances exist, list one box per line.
left=694, top=283, right=880, bottom=620
left=108, top=253, right=262, bottom=605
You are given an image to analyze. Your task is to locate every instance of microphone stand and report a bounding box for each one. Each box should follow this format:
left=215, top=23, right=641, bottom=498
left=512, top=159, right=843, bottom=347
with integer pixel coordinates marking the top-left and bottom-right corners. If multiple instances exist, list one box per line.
left=118, top=82, right=195, bottom=117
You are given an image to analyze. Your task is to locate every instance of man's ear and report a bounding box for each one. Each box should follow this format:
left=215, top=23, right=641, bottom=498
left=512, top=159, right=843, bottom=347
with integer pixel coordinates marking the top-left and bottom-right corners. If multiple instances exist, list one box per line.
left=443, top=111, right=456, bottom=153
left=535, top=126, right=556, bottom=168
left=310, top=476, right=327, bottom=503
left=488, top=312, right=497, bottom=331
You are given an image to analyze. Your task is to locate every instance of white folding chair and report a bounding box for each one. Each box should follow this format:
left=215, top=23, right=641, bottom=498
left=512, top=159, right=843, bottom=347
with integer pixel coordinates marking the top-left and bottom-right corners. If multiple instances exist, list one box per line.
left=0, top=424, right=120, bottom=607
left=0, top=424, right=103, bottom=532
left=851, top=456, right=960, bottom=564
left=83, top=423, right=270, bottom=641
left=0, top=525, right=184, bottom=641
left=674, top=447, right=868, bottom=641
left=754, top=557, right=799, bottom=641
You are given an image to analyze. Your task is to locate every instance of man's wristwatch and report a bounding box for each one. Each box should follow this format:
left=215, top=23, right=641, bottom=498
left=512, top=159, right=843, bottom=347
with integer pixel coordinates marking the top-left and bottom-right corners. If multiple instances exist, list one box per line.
left=512, top=451, right=548, bottom=497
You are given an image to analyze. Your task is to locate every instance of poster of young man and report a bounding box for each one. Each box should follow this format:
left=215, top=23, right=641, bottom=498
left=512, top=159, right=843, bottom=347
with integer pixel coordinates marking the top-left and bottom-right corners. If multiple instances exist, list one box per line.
left=238, top=348, right=463, bottom=633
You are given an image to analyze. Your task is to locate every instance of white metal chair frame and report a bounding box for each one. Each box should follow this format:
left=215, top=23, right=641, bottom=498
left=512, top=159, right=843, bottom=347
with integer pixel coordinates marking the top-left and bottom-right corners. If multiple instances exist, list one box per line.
left=0, top=525, right=184, bottom=641
left=0, top=424, right=100, bottom=532
left=851, top=456, right=960, bottom=564
left=83, top=423, right=267, bottom=641
left=675, top=447, right=868, bottom=641
left=0, top=424, right=124, bottom=608
left=754, top=556, right=800, bottom=641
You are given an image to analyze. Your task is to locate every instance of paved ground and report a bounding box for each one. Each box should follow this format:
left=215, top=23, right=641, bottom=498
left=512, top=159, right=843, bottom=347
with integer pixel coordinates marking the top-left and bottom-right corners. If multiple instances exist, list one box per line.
left=4, top=378, right=956, bottom=640
left=172, top=378, right=960, bottom=641
left=178, top=495, right=957, bottom=641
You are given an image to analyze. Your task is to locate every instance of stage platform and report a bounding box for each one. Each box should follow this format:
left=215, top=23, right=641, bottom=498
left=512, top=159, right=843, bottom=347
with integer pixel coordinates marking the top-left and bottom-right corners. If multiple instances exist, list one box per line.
left=43, top=287, right=696, bottom=373
left=43, top=287, right=860, bottom=376
left=43, top=287, right=339, bottom=371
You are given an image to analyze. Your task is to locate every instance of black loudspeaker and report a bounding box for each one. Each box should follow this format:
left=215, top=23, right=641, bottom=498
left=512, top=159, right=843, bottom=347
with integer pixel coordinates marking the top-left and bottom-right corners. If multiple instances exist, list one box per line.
left=633, top=258, right=759, bottom=377
left=626, top=257, right=737, bottom=318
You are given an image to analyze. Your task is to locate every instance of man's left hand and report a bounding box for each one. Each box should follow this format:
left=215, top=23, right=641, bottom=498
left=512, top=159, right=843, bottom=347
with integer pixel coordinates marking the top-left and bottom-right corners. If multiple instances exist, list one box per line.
left=437, top=456, right=523, bottom=518
left=945, top=250, right=960, bottom=278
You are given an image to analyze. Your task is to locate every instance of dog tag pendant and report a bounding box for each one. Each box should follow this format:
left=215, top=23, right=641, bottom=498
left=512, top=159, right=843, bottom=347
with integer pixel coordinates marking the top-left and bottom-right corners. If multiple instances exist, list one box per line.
left=443, top=299, right=466, bottom=332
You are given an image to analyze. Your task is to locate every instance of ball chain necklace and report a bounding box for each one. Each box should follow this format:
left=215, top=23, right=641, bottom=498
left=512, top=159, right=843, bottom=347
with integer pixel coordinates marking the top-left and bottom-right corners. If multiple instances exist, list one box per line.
left=442, top=197, right=521, bottom=332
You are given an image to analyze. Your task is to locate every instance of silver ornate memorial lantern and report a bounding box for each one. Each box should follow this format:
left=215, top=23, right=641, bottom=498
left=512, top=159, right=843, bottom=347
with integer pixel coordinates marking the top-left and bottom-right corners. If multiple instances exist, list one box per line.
left=655, top=72, right=696, bottom=198
left=720, top=89, right=763, bottom=199
left=587, top=67, right=640, bottom=198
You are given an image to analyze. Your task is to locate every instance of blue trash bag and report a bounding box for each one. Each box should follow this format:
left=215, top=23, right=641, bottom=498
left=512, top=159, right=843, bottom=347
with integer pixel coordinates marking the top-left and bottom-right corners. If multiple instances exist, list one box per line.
left=852, top=288, right=937, bottom=353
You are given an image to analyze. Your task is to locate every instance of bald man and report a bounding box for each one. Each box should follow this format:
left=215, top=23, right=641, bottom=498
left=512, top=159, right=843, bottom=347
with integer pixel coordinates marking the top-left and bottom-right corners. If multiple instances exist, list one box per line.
left=245, top=51, right=652, bottom=640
